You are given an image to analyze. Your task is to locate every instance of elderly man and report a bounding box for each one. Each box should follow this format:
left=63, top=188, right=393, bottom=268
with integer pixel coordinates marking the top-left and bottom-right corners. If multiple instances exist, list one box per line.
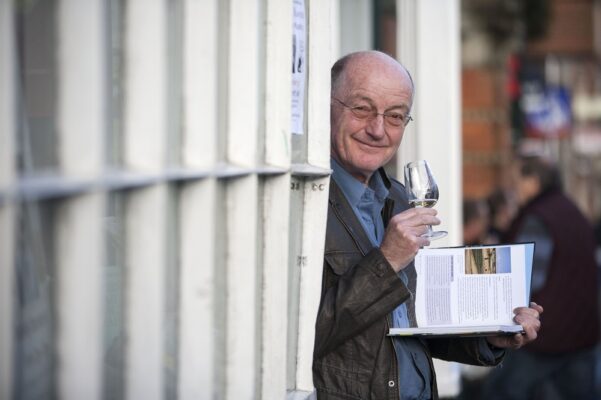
left=312, top=51, right=543, bottom=400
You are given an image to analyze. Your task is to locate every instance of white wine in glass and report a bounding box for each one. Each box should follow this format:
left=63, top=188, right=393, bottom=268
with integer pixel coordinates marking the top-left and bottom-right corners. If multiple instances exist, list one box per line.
left=404, top=160, right=447, bottom=240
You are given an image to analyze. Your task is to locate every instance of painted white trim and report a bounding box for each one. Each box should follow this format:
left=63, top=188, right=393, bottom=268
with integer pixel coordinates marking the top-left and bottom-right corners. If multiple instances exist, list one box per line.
left=396, top=0, right=418, bottom=168
left=402, top=0, right=463, bottom=396
left=123, top=0, right=168, bottom=172
left=259, top=175, right=291, bottom=399
left=306, top=0, right=332, bottom=169
left=182, top=0, right=217, bottom=168
left=177, top=179, right=216, bottom=399
left=414, top=0, right=462, bottom=248
left=122, top=2, right=169, bottom=398
left=55, top=2, right=107, bottom=398
left=227, top=0, right=259, bottom=167
left=294, top=177, right=330, bottom=391
left=55, top=195, right=104, bottom=400
left=264, top=0, right=292, bottom=168
left=57, top=0, right=106, bottom=177
left=125, top=185, right=168, bottom=400
left=224, top=176, right=259, bottom=400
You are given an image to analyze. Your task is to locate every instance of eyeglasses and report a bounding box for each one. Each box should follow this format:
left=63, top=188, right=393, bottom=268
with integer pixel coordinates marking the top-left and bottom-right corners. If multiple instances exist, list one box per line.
left=332, top=97, right=413, bottom=127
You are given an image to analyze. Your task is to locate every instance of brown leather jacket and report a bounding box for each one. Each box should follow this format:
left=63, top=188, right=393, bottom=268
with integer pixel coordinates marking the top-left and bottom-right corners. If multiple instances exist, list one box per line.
left=313, top=169, right=503, bottom=400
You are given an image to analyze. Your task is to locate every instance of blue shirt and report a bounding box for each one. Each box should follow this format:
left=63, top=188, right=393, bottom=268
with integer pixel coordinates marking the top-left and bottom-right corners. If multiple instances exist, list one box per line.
left=331, top=159, right=432, bottom=399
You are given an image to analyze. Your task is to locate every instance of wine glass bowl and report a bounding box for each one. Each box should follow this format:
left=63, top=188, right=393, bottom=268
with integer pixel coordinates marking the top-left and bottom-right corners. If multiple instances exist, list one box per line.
left=404, top=160, right=447, bottom=240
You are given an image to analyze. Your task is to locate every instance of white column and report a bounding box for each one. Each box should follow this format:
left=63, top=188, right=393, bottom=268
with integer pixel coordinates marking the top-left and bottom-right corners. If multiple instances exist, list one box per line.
left=227, top=0, right=259, bottom=167
left=177, top=0, right=218, bottom=399
left=397, top=0, right=463, bottom=396
left=306, top=0, right=332, bottom=170
left=181, top=0, right=217, bottom=169
left=55, top=1, right=106, bottom=399
left=123, top=1, right=169, bottom=399
left=178, top=180, right=216, bottom=399
left=264, top=0, right=292, bottom=168
left=396, top=0, right=418, bottom=165
left=414, top=0, right=462, bottom=247
left=125, top=186, right=168, bottom=400
left=224, top=176, right=259, bottom=400
left=397, top=0, right=462, bottom=246
left=260, top=0, right=292, bottom=398
left=0, top=1, right=16, bottom=399
left=223, top=1, right=261, bottom=398
left=123, top=0, right=168, bottom=171
left=292, top=0, right=333, bottom=392
left=259, top=175, right=291, bottom=400
left=55, top=195, right=104, bottom=400
left=294, top=178, right=330, bottom=392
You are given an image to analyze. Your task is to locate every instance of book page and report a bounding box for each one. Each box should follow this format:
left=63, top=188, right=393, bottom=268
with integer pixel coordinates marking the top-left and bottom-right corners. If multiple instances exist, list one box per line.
left=413, top=244, right=530, bottom=329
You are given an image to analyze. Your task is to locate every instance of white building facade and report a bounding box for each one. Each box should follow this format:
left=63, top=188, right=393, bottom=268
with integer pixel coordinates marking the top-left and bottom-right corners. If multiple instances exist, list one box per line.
left=0, top=0, right=462, bottom=399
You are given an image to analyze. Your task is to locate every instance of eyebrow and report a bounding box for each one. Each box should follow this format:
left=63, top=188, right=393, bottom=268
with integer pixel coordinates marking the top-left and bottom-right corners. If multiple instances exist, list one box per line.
left=352, top=95, right=410, bottom=114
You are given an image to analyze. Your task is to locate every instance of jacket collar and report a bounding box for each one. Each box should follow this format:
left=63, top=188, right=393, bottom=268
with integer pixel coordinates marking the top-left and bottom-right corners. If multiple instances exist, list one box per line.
left=329, top=167, right=395, bottom=255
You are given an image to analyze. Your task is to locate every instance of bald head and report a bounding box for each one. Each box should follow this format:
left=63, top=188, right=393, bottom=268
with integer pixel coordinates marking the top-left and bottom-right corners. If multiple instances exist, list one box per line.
left=331, top=51, right=414, bottom=104
left=329, top=51, right=415, bottom=183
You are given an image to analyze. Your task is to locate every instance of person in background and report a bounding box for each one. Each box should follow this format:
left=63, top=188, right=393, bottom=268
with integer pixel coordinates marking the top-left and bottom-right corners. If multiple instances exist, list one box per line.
left=486, top=188, right=517, bottom=244
left=312, top=50, right=543, bottom=400
left=462, top=198, right=491, bottom=246
left=482, top=154, right=600, bottom=400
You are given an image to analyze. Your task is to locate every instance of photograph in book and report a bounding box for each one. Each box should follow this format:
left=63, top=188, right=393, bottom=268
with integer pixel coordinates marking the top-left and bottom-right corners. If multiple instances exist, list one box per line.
left=389, top=243, right=534, bottom=337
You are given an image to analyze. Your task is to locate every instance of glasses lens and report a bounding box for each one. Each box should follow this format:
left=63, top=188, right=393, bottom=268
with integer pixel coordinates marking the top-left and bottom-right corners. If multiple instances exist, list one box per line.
left=384, top=113, right=405, bottom=127
left=349, top=106, right=373, bottom=119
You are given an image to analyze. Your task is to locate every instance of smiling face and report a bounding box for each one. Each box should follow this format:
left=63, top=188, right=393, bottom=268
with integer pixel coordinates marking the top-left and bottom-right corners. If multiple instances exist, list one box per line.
left=331, top=52, right=414, bottom=184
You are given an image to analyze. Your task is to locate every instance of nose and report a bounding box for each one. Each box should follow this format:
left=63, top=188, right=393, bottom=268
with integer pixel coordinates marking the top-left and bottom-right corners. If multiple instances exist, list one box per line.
left=365, top=114, right=386, bottom=139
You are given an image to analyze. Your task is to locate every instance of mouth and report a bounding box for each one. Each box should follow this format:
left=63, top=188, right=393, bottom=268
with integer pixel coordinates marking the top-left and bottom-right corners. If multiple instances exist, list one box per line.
left=354, top=138, right=387, bottom=149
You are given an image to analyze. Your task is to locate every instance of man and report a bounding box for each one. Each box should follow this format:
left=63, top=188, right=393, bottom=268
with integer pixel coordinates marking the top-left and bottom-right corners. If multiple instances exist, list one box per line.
left=313, top=51, right=543, bottom=400
left=481, top=155, right=600, bottom=400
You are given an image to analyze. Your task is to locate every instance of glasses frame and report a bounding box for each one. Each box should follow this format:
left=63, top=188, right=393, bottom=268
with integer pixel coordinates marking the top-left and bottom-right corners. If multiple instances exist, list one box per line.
left=332, top=97, right=413, bottom=127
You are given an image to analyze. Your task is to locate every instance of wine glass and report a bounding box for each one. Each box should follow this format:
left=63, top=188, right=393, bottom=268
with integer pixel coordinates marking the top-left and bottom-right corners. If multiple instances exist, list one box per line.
left=404, top=160, right=447, bottom=240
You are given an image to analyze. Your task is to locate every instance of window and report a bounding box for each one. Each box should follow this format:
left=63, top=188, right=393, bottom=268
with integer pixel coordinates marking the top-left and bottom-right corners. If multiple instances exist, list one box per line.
left=0, top=0, right=335, bottom=399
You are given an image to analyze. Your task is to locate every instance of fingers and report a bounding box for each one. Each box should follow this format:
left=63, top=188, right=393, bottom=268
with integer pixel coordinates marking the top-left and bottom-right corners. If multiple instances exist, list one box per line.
left=511, top=303, right=543, bottom=347
left=529, top=302, right=544, bottom=314
left=394, top=208, right=441, bottom=227
left=380, top=209, right=437, bottom=272
left=509, top=333, right=525, bottom=350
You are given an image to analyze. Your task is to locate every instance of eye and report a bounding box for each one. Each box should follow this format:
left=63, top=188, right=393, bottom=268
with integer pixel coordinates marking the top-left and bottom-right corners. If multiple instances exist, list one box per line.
left=385, top=112, right=405, bottom=126
left=350, top=105, right=373, bottom=118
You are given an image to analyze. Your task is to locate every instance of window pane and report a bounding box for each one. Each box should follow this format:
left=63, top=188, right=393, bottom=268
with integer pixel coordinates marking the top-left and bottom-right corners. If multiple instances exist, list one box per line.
left=16, top=0, right=59, bottom=174
left=107, top=0, right=125, bottom=168
left=164, top=185, right=179, bottom=398
left=166, top=0, right=183, bottom=167
left=15, top=201, right=57, bottom=400
left=103, top=192, right=125, bottom=400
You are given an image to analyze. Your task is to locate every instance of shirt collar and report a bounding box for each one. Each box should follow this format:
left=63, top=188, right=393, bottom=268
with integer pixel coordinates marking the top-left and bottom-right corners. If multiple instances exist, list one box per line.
left=331, top=159, right=389, bottom=207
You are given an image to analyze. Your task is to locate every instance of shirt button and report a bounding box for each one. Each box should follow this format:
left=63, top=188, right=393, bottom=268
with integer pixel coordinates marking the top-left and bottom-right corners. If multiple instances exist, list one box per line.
left=388, top=380, right=395, bottom=387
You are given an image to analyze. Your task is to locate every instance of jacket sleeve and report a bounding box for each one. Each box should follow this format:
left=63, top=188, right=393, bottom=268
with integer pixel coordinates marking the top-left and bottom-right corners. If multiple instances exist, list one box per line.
left=426, top=337, right=504, bottom=367
left=314, top=247, right=411, bottom=358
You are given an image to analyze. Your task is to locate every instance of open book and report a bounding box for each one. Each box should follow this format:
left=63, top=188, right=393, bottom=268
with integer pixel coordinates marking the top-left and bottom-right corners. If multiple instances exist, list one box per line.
left=389, top=243, right=534, bottom=337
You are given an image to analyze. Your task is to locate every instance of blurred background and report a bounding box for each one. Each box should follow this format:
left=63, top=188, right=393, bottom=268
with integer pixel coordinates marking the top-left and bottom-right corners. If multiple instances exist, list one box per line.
left=1, top=0, right=600, bottom=399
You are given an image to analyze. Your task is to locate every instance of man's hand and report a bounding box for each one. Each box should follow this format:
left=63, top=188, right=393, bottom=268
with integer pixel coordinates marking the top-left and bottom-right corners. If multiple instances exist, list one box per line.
left=380, top=207, right=440, bottom=272
left=487, top=302, right=543, bottom=350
